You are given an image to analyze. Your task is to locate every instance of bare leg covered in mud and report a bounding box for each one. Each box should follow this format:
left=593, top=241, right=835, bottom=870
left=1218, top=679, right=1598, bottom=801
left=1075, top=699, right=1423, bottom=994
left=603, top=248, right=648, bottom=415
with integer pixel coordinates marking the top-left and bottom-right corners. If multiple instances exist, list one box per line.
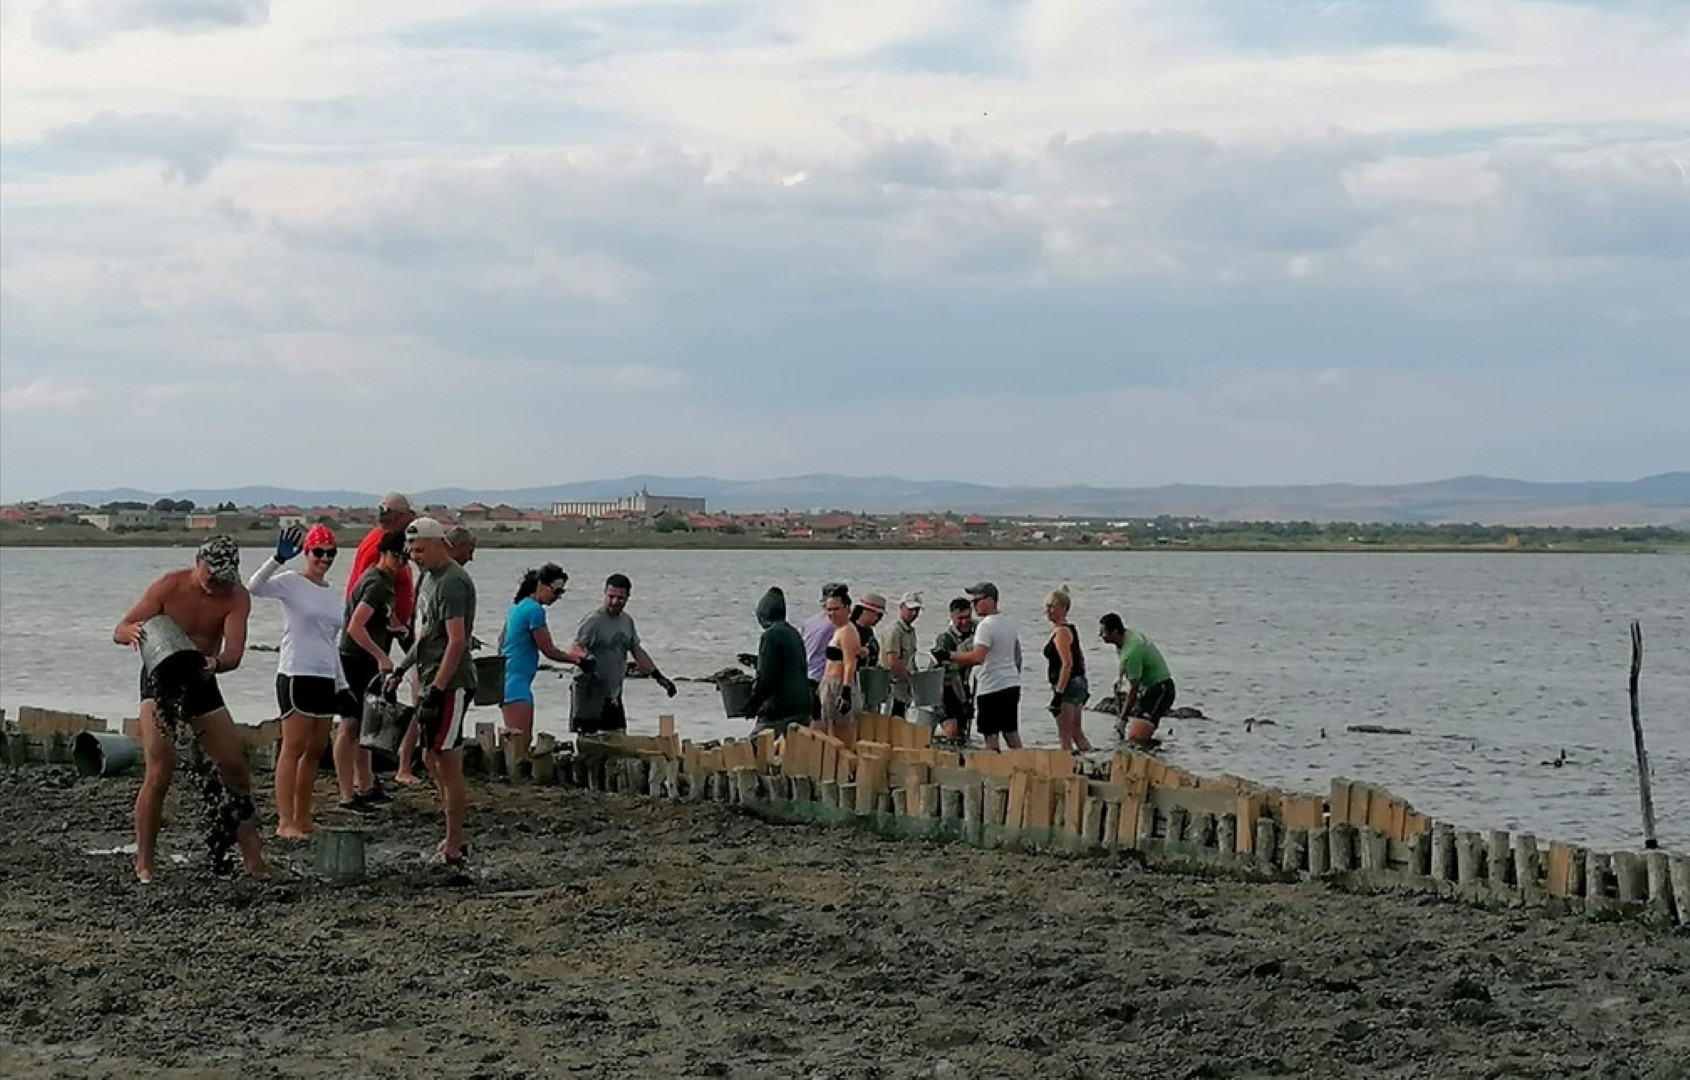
left=135, top=702, right=267, bottom=881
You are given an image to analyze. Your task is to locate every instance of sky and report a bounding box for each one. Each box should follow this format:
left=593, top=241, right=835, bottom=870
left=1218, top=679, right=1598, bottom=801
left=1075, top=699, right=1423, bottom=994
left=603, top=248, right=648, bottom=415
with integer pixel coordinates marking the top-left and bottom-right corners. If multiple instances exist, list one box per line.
left=1, top=0, right=1687, bottom=501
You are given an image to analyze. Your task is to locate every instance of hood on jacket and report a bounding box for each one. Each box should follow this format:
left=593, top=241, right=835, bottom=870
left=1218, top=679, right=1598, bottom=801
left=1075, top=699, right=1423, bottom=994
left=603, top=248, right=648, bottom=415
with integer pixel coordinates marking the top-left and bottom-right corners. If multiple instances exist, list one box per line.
left=756, top=586, right=787, bottom=628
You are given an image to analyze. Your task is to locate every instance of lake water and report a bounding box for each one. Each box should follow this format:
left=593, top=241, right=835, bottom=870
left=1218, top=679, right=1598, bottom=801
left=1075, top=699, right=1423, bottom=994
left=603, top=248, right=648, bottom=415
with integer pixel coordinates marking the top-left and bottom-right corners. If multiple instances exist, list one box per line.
left=1, top=546, right=1684, bottom=849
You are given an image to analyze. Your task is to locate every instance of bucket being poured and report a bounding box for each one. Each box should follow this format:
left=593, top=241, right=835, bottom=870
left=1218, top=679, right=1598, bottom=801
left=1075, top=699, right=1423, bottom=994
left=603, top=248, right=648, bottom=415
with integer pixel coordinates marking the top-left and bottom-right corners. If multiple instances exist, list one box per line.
left=138, top=614, right=205, bottom=691
left=72, top=731, right=142, bottom=777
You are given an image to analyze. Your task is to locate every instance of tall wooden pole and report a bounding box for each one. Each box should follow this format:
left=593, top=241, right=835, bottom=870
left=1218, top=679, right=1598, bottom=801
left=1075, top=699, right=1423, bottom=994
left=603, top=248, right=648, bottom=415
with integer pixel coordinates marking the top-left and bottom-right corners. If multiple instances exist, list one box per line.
left=1628, top=620, right=1658, bottom=850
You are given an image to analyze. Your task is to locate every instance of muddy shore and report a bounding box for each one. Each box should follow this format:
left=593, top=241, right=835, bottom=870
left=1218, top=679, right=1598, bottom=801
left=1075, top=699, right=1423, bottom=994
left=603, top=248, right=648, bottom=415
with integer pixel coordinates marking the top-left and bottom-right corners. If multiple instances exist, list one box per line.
left=2, top=768, right=1687, bottom=1079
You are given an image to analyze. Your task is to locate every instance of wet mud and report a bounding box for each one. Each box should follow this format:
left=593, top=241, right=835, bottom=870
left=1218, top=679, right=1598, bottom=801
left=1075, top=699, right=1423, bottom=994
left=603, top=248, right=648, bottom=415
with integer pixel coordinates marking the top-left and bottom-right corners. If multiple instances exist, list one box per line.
left=2, top=768, right=1687, bottom=1079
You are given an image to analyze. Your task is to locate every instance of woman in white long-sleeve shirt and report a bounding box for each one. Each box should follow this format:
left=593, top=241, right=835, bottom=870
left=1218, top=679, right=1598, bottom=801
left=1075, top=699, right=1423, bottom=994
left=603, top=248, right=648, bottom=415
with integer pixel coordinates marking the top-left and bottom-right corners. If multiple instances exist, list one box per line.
left=249, top=523, right=345, bottom=839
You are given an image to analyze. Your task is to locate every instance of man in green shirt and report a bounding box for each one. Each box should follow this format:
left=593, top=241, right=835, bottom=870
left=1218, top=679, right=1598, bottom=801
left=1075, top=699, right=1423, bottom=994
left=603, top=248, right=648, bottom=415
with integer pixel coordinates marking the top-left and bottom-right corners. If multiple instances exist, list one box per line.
left=1098, top=612, right=1175, bottom=742
left=394, top=516, right=477, bottom=865
left=932, top=597, right=976, bottom=743
left=881, top=592, right=923, bottom=718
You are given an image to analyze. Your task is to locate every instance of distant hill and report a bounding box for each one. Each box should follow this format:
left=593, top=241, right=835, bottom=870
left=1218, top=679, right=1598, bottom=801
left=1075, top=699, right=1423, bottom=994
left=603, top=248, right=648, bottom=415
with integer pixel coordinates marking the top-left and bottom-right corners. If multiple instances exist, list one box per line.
left=38, top=472, right=1690, bottom=526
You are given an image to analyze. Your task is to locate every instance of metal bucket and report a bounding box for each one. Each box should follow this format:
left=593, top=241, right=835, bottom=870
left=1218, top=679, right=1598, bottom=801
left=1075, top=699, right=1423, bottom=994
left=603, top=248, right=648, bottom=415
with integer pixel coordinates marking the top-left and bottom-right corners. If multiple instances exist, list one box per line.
left=314, top=826, right=367, bottom=881
left=858, top=667, right=891, bottom=712
left=72, top=731, right=142, bottom=777
left=473, top=655, right=506, bottom=707
left=718, top=678, right=755, bottom=718
left=358, top=681, right=412, bottom=756
left=910, top=669, right=946, bottom=708
left=138, top=614, right=203, bottom=687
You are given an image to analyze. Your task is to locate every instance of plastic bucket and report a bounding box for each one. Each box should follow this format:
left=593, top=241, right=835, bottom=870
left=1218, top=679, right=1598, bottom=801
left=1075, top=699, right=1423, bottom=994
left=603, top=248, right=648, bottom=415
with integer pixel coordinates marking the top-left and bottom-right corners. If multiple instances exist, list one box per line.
left=718, top=679, right=755, bottom=718
left=71, top=731, right=141, bottom=777
left=858, top=667, right=891, bottom=711
left=570, top=678, right=609, bottom=724
left=910, top=669, right=946, bottom=708
left=473, top=655, right=506, bottom=707
left=138, top=615, right=203, bottom=688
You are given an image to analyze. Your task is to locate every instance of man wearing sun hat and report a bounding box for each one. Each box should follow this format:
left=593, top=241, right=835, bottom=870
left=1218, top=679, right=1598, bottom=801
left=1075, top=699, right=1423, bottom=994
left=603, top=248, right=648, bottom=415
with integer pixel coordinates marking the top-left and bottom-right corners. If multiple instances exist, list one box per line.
left=881, top=591, right=923, bottom=718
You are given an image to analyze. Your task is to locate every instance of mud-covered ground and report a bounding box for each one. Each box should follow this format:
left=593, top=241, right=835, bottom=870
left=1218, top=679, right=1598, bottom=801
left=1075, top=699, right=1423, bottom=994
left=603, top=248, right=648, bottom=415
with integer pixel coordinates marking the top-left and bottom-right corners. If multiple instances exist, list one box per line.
left=2, top=767, right=1687, bottom=1080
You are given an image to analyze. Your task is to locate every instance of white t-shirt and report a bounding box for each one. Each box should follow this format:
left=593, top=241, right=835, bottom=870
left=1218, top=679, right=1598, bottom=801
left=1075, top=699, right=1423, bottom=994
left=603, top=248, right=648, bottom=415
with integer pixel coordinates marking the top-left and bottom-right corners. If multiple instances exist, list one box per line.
left=972, top=612, right=1022, bottom=696
left=248, top=558, right=347, bottom=684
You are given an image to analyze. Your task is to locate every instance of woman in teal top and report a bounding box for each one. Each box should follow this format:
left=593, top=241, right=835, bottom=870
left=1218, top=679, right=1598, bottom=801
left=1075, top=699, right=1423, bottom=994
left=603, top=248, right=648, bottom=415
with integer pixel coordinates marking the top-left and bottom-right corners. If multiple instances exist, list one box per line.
left=498, top=564, right=592, bottom=752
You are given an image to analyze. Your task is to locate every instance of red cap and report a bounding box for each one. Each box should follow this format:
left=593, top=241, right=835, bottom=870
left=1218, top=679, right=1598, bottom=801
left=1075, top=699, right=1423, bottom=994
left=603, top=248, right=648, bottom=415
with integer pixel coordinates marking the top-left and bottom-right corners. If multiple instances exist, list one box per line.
left=304, top=524, right=337, bottom=551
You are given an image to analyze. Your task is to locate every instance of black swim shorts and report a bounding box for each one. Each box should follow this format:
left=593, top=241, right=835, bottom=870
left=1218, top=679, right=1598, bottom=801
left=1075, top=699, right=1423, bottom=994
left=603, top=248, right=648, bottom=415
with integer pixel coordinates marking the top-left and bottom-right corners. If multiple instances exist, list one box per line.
left=275, top=674, right=341, bottom=719
left=139, top=666, right=226, bottom=722
left=1132, top=679, right=1177, bottom=724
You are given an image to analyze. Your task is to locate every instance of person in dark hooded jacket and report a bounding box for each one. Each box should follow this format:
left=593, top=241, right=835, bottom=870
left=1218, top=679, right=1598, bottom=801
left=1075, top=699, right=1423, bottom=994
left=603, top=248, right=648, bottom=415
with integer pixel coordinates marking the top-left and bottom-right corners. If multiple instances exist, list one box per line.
left=740, top=587, right=812, bottom=732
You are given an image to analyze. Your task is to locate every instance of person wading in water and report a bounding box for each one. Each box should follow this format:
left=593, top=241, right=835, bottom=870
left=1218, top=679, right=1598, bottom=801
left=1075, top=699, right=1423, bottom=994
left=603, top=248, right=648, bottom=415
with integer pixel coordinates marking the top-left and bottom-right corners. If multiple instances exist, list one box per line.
left=113, top=535, right=269, bottom=883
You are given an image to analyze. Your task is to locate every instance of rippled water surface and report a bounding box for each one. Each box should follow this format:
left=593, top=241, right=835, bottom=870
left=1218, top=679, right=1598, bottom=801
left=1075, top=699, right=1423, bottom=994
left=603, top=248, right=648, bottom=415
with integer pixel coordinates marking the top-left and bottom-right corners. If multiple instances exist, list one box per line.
left=2, top=546, right=1684, bottom=848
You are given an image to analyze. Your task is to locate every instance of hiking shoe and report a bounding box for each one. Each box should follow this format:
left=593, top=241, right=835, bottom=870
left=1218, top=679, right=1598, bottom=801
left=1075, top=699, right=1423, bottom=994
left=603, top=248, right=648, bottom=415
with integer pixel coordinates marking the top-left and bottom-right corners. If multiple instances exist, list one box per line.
left=337, top=798, right=377, bottom=815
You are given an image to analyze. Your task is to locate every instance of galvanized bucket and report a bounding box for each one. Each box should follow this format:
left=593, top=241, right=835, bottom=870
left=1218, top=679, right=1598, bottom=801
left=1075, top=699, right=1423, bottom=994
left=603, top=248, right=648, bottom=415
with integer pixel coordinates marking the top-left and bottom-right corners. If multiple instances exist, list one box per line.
left=138, top=614, right=203, bottom=687
left=858, top=666, right=892, bottom=712
left=910, top=669, right=946, bottom=708
left=358, top=680, right=412, bottom=756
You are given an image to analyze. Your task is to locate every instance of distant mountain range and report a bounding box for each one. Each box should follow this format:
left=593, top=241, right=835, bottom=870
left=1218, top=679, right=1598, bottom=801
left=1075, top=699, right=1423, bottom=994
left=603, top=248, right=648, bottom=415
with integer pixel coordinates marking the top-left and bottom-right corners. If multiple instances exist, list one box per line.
left=35, top=472, right=1690, bottom=526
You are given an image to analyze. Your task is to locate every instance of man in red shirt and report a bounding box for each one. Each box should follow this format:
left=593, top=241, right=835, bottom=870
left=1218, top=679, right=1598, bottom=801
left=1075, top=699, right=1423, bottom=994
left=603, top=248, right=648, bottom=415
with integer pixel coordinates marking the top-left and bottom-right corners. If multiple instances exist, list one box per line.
left=347, top=492, right=417, bottom=626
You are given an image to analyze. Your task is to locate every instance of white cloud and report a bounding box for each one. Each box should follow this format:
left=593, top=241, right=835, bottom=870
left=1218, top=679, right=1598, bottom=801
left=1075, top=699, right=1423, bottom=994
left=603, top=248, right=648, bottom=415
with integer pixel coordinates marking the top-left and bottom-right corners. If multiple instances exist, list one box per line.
left=0, top=0, right=1686, bottom=500
left=0, top=376, right=90, bottom=412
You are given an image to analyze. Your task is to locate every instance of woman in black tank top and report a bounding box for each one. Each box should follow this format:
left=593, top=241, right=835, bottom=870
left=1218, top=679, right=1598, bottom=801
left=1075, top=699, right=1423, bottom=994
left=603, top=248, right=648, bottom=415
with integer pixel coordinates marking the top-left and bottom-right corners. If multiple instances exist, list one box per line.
left=1043, top=585, right=1093, bottom=752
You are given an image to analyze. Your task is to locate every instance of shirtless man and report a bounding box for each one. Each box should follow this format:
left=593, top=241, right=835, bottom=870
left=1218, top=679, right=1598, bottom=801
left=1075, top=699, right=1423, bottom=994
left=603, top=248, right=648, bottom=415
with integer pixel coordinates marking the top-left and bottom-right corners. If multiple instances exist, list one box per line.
left=112, top=535, right=268, bottom=883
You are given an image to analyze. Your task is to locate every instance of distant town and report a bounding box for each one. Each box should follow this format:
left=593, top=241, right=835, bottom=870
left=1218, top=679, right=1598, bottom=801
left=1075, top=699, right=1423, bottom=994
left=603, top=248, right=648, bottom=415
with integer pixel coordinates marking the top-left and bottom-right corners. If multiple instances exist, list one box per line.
left=1, top=488, right=1684, bottom=553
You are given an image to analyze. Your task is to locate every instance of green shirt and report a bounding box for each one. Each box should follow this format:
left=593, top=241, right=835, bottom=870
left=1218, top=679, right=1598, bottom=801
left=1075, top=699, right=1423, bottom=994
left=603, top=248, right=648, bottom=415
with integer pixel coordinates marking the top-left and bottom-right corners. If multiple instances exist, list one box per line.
left=415, top=561, right=478, bottom=692
left=1117, top=630, right=1171, bottom=688
left=934, top=623, right=975, bottom=691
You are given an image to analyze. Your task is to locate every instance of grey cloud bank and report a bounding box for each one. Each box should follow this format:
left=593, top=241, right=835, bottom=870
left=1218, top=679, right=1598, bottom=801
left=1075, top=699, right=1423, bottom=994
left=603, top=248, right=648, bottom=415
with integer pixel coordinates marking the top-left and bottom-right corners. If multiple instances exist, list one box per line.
left=0, top=0, right=1686, bottom=500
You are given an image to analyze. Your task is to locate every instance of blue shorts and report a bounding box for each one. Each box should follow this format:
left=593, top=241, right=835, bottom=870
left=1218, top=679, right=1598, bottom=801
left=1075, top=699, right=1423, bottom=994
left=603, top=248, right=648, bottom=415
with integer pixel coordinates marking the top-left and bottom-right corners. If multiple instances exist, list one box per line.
left=503, top=673, right=536, bottom=705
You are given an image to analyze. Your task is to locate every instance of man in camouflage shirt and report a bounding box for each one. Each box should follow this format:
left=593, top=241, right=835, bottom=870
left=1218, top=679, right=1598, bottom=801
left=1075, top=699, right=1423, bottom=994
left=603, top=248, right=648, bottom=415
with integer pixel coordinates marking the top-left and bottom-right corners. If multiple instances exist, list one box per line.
left=932, top=596, right=976, bottom=744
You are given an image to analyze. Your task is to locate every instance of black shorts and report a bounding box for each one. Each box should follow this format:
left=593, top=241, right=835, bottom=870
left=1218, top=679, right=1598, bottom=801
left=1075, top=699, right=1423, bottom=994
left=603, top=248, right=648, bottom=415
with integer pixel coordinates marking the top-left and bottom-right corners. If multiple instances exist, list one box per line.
left=139, top=667, right=226, bottom=721
left=338, top=652, right=381, bottom=720
left=571, top=696, right=627, bottom=736
left=975, top=687, right=1021, bottom=737
left=276, top=674, right=341, bottom=719
left=1133, top=679, right=1177, bottom=723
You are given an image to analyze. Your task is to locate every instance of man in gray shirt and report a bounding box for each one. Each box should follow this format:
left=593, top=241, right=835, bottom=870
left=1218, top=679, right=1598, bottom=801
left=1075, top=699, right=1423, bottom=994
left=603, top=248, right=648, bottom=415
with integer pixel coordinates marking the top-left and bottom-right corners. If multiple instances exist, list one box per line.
left=394, top=516, right=476, bottom=865
left=571, top=572, right=677, bottom=735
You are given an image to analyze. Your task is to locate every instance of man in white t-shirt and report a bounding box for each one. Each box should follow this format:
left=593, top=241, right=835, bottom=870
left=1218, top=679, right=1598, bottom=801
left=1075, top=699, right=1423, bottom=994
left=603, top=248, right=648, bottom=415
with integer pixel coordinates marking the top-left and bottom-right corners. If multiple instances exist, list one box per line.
left=932, top=581, right=1023, bottom=750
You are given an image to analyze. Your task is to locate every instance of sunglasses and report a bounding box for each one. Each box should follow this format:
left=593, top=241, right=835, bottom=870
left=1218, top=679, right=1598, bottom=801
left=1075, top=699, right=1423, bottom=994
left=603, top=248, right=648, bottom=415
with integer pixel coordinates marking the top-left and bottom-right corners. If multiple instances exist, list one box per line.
left=309, top=548, right=338, bottom=559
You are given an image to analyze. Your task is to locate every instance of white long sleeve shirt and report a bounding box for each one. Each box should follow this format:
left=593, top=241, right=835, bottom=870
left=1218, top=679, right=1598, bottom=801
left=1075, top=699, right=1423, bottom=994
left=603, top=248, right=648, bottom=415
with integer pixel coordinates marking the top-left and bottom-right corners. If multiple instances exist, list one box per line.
left=248, top=558, right=347, bottom=685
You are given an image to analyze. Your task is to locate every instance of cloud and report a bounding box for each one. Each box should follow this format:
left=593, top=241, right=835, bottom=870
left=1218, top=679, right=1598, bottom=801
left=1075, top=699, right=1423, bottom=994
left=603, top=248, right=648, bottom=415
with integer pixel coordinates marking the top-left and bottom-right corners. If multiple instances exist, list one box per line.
left=0, top=376, right=90, bottom=412
left=32, top=111, right=239, bottom=183
left=31, top=0, right=269, bottom=49
left=0, top=0, right=1687, bottom=501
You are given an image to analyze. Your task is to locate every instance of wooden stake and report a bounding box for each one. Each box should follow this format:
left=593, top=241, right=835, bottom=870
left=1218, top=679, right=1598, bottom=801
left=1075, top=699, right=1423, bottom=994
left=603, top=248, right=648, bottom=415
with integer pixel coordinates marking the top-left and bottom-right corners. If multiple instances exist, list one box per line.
left=1628, top=620, right=1658, bottom=850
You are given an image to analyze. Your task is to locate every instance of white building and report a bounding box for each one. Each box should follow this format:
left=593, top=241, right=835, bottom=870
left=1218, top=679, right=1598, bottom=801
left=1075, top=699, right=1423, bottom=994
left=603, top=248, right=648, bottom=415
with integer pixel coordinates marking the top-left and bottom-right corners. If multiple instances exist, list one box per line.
left=550, top=489, right=706, bottom=520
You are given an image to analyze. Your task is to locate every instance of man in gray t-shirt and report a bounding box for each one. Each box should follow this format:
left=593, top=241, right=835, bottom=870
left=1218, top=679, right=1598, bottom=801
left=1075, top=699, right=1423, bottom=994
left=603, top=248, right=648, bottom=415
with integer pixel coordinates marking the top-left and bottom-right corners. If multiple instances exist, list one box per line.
left=571, top=572, right=677, bottom=735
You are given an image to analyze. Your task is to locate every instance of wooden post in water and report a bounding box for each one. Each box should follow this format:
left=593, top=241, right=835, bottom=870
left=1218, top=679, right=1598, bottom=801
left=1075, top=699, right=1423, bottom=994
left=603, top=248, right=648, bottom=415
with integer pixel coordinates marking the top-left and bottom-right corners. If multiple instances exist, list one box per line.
left=1628, top=621, right=1658, bottom=850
